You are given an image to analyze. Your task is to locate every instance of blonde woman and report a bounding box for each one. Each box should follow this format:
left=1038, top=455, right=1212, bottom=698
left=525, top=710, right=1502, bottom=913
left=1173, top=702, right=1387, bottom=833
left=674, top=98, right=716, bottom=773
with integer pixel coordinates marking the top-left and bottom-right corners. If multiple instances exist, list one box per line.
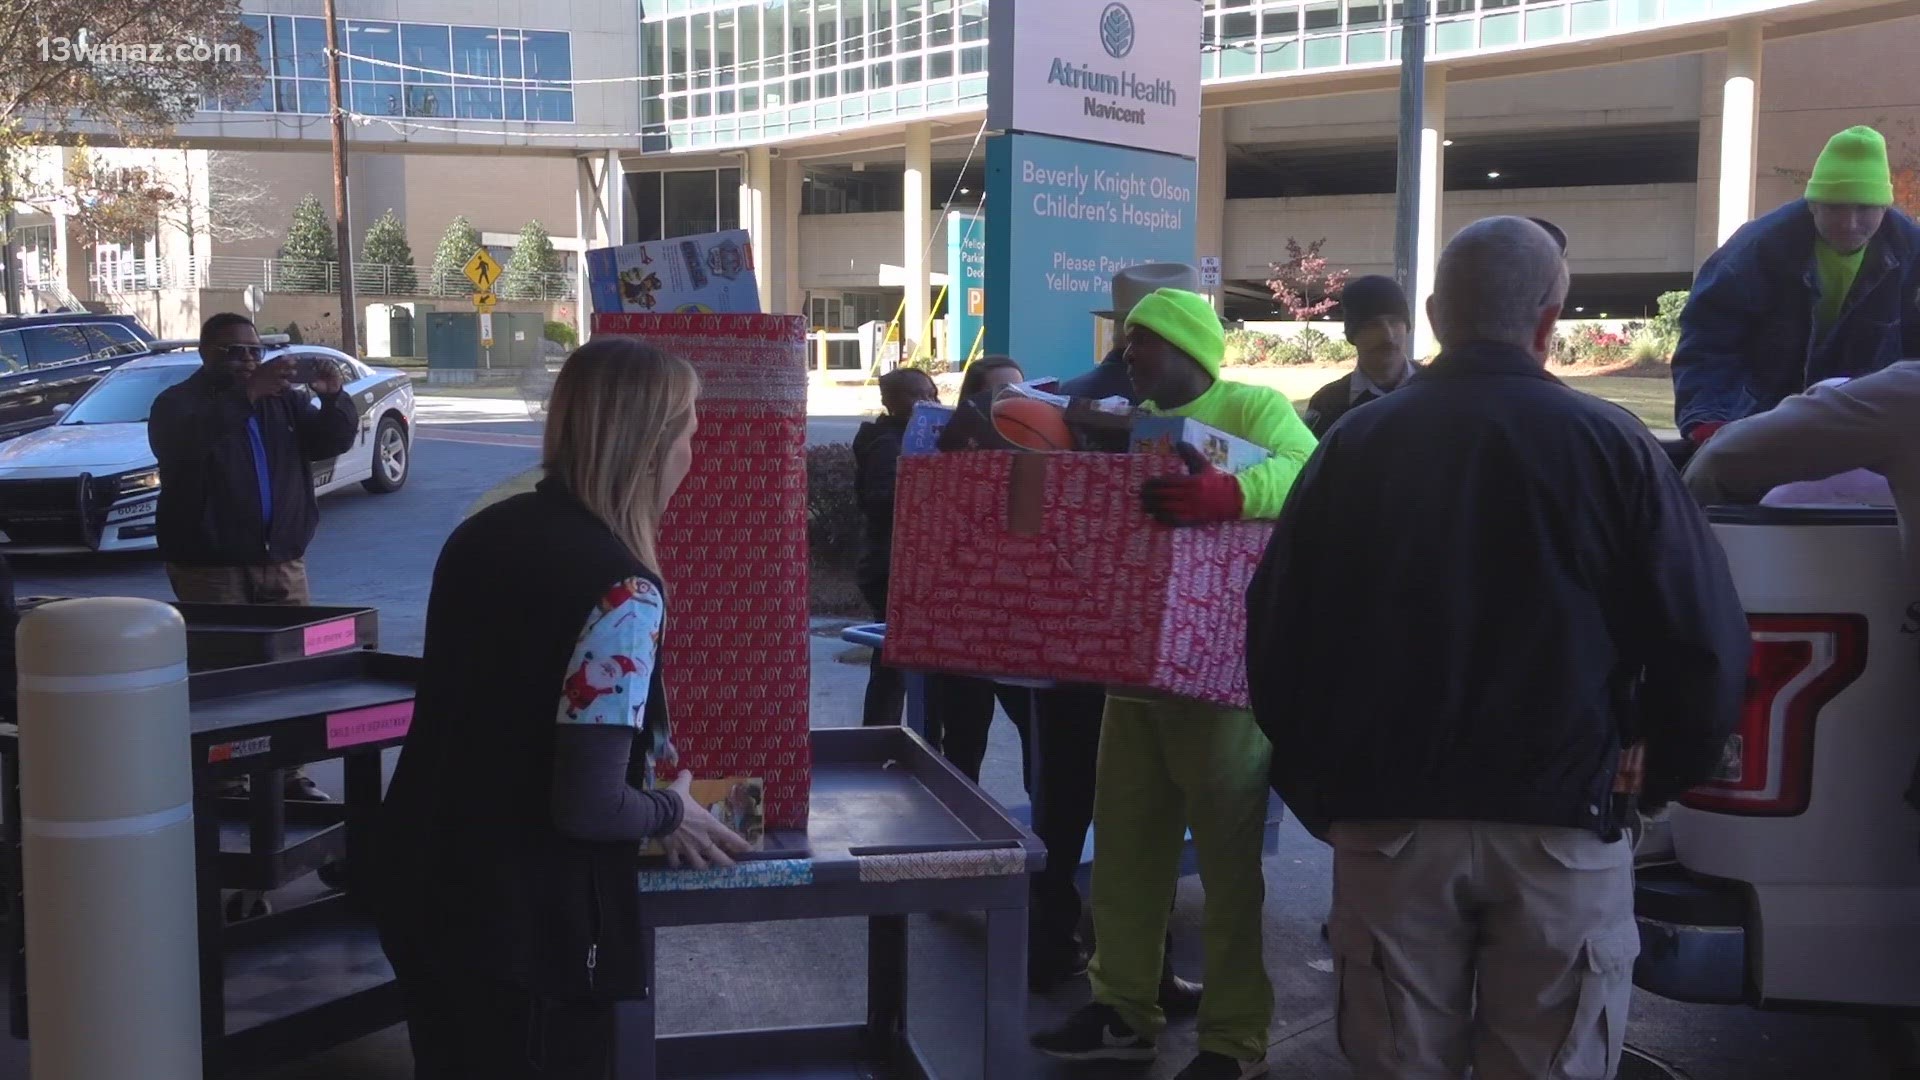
left=373, top=338, right=749, bottom=1079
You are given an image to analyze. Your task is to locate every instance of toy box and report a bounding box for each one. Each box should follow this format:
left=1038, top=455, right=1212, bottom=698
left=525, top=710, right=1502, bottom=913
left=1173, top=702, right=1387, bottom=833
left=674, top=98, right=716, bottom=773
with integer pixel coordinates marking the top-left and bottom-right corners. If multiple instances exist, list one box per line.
left=1129, top=416, right=1271, bottom=475
left=885, top=451, right=1271, bottom=706
left=591, top=312, right=811, bottom=828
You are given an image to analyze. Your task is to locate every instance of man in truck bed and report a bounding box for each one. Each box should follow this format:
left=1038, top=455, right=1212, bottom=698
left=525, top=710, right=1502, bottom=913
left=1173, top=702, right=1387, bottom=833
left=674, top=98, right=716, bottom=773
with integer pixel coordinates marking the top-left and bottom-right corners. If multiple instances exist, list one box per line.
left=1671, top=125, right=1920, bottom=445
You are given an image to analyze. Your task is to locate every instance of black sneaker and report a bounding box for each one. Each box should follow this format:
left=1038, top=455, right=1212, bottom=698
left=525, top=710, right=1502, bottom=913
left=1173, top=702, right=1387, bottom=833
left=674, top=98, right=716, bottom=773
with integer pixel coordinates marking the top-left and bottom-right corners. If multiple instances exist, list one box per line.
left=1160, top=972, right=1204, bottom=1019
left=1173, top=1051, right=1269, bottom=1080
left=1031, top=1003, right=1156, bottom=1063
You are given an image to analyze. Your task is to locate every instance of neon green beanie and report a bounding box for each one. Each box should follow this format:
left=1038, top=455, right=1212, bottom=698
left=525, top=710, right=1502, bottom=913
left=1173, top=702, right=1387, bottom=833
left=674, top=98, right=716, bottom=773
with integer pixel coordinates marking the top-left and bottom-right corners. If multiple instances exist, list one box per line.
left=1805, top=126, right=1893, bottom=207
left=1124, top=288, right=1225, bottom=377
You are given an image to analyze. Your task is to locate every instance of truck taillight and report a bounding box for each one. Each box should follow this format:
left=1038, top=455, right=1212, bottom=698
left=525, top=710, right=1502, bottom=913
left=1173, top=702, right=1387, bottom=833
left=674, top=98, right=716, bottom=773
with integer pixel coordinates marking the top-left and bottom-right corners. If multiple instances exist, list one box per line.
left=1681, top=614, right=1867, bottom=816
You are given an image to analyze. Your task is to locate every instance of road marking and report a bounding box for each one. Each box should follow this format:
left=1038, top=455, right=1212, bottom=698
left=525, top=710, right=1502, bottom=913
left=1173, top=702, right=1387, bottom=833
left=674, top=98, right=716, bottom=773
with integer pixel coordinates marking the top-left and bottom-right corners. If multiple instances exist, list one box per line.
left=416, top=429, right=543, bottom=449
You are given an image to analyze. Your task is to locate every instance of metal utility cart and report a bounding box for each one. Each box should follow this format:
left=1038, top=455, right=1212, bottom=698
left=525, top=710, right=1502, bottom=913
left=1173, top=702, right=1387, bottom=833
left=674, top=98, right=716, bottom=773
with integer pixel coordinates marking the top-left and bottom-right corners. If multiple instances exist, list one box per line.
left=3, top=642, right=419, bottom=1078
left=619, top=725, right=1044, bottom=1080
left=841, top=623, right=1286, bottom=877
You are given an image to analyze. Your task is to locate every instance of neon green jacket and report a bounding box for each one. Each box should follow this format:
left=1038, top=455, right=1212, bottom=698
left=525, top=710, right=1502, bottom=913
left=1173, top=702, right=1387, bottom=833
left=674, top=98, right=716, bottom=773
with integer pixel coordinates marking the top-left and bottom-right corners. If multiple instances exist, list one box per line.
left=1146, top=378, right=1319, bottom=520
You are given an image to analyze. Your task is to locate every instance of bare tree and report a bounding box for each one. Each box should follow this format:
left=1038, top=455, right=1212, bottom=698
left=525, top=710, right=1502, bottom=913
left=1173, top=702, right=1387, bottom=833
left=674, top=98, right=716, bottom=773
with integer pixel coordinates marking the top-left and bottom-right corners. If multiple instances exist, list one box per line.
left=157, top=148, right=273, bottom=268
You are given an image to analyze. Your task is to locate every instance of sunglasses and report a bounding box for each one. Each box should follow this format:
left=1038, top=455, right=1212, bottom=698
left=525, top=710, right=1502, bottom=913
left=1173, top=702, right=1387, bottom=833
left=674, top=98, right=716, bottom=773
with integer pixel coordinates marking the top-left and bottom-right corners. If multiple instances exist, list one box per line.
left=221, top=344, right=266, bottom=361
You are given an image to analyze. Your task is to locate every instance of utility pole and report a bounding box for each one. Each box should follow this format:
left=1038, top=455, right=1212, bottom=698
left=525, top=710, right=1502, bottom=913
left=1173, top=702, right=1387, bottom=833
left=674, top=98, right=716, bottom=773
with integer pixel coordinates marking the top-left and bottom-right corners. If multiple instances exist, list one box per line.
left=1391, top=0, right=1430, bottom=297
left=323, top=0, right=358, bottom=356
left=1, top=174, right=19, bottom=315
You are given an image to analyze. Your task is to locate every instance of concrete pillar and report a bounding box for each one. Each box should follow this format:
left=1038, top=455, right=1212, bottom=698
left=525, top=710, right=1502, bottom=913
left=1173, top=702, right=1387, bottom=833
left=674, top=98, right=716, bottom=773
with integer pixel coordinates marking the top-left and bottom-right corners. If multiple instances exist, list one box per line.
left=1717, top=22, right=1762, bottom=245
left=903, top=122, right=932, bottom=360
left=779, top=156, right=803, bottom=316
left=1414, top=69, right=1448, bottom=361
left=604, top=149, right=626, bottom=250
left=741, top=147, right=773, bottom=313
left=573, top=155, right=596, bottom=342
left=1197, top=108, right=1228, bottom=313
left=19, top=599, right=200, bottom=1080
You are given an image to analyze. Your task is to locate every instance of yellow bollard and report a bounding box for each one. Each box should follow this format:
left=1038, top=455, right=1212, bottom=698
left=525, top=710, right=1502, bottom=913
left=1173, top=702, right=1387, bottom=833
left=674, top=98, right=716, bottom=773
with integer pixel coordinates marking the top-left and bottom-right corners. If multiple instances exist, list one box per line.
left=18, top=598, right=201, bottom=1079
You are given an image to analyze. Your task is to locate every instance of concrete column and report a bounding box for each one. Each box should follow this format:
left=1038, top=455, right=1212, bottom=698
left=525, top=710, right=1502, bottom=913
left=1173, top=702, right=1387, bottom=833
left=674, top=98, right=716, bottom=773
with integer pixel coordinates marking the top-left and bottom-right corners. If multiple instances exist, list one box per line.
left=604, top=149, right=626, bottom=249
left=779, top=156, right=803, bottom=316
left=20, top=599, right=200, bottom=1080
left=1717, top=22, right=1763, bottom=245
left=903, top=122, right=932, bottom=360
left=1197, top=108, right=1228, bottom=313
left=574, top=156, right=594, bottom=341
left=741, top=147, right=774, bottom=313
left=1413, top=69, right=1447, bottom=361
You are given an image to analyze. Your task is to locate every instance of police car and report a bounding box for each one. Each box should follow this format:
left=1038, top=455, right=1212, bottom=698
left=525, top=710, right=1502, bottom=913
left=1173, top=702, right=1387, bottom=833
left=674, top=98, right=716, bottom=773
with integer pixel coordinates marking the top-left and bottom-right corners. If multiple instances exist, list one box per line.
left=0, top=340, right=414, bottom=555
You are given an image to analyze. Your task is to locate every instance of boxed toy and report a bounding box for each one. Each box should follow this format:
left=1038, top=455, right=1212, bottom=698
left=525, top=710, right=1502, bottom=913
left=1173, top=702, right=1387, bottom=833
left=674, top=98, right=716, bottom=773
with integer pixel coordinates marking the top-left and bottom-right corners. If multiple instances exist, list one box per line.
left=885, top=450, right=1272, bottom=707
left=585, top=229, right=761, bottom=315
left=1130, top=416, right=1271, bottom=475
left=592, top=312, right=811, bottom=829
left=642, top=777, right=766, bottom=856
left=902, top=401, right=955, bottom=455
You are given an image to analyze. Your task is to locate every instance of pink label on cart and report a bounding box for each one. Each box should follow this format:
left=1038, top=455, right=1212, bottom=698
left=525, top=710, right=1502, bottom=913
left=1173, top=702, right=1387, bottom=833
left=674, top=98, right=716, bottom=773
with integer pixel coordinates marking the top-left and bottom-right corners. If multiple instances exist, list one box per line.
left=303, top=618, right=358, bottom=656
left=325, top=702, right=413, bottom=749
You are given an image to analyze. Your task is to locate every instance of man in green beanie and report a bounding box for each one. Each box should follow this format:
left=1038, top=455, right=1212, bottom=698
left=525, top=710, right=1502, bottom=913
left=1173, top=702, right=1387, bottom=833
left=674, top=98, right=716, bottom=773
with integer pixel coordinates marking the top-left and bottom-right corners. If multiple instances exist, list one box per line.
left=1673, top=124, right=1920, bottom=445
left=1032, top=287, right=1316, bottom=1080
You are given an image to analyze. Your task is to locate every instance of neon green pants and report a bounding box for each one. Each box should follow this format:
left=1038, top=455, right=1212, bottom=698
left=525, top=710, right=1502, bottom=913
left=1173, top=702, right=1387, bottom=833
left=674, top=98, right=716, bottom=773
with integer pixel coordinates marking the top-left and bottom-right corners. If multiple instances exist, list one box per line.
left=1087, top=695, right=1275, bottom=1062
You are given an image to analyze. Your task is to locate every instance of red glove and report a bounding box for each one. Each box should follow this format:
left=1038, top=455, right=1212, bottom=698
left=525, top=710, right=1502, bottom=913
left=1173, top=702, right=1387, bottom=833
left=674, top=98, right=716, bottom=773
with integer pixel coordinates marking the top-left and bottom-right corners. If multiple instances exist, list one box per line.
left=1687, top=421, right=1726, bottom=447
left=1142, top=443, right=1244, bottom=526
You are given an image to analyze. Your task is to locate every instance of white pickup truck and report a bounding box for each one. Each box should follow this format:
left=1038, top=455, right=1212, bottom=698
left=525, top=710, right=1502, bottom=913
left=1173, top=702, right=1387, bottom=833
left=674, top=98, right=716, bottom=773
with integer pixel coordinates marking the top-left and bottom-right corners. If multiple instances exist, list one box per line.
left=1633, top=497, right=1920, bottom=1034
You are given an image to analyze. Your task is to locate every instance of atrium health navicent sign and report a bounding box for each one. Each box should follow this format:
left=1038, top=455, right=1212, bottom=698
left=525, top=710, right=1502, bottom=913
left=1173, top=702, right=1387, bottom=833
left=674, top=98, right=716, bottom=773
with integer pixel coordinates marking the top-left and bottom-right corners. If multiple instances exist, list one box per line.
left=987, top=0, right=1205, bottom=161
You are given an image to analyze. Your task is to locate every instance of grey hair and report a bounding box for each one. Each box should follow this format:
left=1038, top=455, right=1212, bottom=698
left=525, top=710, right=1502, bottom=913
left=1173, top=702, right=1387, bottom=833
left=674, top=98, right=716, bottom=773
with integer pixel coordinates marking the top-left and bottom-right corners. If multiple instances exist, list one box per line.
left=1429, top=216, right=1570, bottom=351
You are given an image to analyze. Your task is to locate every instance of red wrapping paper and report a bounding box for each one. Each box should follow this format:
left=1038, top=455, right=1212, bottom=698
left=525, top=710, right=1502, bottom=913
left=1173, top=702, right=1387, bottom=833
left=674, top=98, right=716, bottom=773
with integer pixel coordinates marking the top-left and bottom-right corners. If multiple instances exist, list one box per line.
left=592, top=313, right=812, bottom=828
left=886, top=451, right=1272, bottom=708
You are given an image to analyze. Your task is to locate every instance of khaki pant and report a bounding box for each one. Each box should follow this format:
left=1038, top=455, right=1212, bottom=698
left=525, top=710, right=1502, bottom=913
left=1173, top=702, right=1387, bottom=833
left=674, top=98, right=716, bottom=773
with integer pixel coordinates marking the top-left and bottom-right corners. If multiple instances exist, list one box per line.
left=1329, top=819, right=1638, bottom=1080
left=166, top=560, right=310, bottom=606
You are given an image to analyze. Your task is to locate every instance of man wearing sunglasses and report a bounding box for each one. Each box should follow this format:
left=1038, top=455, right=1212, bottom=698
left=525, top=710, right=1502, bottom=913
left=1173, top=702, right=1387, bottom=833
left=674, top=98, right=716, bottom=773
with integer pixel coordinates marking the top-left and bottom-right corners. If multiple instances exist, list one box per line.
left=150, top=312, right=358, bottom=799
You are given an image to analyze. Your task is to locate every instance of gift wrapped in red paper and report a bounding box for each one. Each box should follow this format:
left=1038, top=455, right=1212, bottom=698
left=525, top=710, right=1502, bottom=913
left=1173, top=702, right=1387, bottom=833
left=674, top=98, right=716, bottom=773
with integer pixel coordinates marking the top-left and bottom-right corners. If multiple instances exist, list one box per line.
left=592, top=312, right=812, bottom=829
left=885, top=450, right=1271, bottom=707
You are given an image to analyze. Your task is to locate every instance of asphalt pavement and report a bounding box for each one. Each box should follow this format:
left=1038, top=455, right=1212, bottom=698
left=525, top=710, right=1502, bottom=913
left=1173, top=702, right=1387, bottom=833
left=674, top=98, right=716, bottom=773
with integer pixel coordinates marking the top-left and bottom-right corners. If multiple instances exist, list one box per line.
left=0, top=396, right=1892, bottom=1079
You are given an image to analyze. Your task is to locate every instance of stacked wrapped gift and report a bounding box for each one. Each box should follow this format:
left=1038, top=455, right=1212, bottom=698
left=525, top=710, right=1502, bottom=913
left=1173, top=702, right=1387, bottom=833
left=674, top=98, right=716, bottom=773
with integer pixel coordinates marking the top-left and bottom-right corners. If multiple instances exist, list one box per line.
left=884, top=385, right=1275, bottom=707
left=589, top=309, right=813, bottom=830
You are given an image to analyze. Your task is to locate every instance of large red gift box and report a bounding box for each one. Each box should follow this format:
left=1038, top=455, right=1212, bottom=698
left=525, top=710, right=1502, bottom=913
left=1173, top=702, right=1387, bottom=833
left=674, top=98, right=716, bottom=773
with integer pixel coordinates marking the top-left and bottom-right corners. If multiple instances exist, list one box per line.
left=592, top=313, right=811, bottom=828
left=885, top=451, right=1272, bottom=708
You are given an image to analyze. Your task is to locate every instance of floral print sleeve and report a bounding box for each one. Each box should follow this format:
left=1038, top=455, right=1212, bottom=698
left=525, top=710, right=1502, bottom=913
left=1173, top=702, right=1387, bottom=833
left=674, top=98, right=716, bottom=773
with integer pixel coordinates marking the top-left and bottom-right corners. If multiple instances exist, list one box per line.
left=557, top=578, right=665, bottom=730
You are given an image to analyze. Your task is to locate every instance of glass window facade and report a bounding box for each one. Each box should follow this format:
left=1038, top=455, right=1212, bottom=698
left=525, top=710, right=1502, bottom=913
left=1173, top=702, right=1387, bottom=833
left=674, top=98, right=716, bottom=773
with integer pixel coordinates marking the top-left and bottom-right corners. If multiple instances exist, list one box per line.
left=204, top=18, right=574, bottom=123
left=626, top=169, right=744, bottom=242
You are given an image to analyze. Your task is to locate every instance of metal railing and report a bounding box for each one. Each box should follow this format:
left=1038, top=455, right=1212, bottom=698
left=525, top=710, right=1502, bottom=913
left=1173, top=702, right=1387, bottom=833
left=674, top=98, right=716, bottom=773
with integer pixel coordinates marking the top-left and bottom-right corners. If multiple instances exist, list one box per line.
left=85, top=256, right=576, bottom=302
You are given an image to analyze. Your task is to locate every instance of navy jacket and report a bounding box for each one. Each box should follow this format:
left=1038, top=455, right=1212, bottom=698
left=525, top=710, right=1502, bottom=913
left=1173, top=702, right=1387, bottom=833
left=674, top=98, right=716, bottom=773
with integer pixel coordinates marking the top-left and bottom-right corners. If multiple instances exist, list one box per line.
left=1057, top=348, right=1140, bottom=405
left=1248, top=342, right=1750, bottom=839
left=1672, top=200, right=1920, bottom=437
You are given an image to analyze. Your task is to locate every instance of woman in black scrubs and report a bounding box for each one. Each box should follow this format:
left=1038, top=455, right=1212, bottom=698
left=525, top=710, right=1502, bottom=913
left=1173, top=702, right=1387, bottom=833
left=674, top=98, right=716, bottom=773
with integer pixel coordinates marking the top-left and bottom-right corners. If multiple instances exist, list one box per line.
left=373, top=338, right=749, bottom=1079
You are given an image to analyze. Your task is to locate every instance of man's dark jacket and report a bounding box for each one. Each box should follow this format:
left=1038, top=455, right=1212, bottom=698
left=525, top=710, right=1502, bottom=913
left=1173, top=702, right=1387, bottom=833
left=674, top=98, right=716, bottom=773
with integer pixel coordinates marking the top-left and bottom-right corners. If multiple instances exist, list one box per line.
left=148, top=368, right=357, bottom=567
left=0, top=552, right=14, bottom=722
left=1057, top=348, right=1141, bottom=405
left=1302, top=364, right=1422, bottom=439
left=852, top=414, right=909, bottom=602
left=1248, top=342, right=1751, bottom=839
left=1672, top=199, right=1920, bottom=437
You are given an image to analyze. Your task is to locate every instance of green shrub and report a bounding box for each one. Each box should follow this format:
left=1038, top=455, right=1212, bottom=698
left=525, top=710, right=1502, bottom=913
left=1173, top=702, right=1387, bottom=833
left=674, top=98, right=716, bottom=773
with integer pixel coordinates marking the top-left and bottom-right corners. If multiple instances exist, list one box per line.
left=807, top=443, right=862, bottom=571
left=544, top=320, right=577, bottom=349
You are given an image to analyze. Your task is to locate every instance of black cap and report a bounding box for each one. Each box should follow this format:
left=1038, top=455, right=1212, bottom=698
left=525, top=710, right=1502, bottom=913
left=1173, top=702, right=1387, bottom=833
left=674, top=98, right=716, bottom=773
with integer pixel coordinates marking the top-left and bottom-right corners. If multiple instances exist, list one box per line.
left=1341, top=275, right=1411, bottom=332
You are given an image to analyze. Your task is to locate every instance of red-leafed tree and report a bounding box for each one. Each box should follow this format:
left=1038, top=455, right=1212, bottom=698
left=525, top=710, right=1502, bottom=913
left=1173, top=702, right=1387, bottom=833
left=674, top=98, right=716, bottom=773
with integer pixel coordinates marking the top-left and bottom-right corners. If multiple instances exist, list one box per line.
left=1267, top=237, right=1350, bottom=321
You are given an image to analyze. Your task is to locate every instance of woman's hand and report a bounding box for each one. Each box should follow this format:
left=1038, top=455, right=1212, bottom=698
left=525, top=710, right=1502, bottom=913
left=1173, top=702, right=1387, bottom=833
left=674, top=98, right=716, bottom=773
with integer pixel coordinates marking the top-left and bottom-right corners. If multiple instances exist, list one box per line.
left=660, top=771, right=754, bottom=870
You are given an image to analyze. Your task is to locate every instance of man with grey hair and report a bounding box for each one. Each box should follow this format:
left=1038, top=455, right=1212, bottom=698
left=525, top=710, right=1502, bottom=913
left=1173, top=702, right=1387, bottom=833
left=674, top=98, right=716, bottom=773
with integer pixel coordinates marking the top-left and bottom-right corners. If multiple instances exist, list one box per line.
left=1246, top=216, right=1750, bottom=1078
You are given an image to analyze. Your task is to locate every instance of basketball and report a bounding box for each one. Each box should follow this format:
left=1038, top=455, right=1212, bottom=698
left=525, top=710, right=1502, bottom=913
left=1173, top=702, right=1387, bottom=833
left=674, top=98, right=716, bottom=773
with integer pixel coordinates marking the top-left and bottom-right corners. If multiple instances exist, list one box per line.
left=991, top=397, right=1074, bottom=451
